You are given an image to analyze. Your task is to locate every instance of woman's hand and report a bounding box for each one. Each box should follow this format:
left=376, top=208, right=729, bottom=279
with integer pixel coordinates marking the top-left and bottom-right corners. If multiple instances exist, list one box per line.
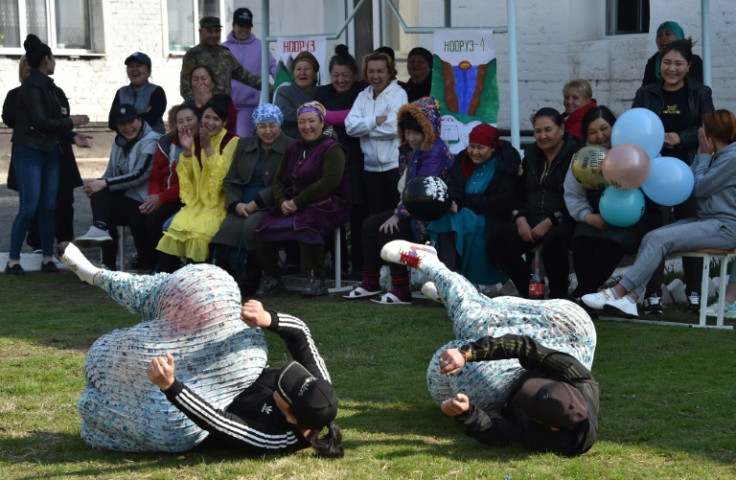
left=241, top=300, right=272, bottom=328
left=178, top=126, right=194, bottom=155
left=376, top=115, right=387, bottom=126
left=139, top=194, right=162, bottom=214
left=450, top=201, right=458, bottom=214
left=697, top=127, right=715, bottom=155
left=70, top=114, right=90, bottom=127
left=439, top=348, right=467, bottom=375
left=83, top=178, right=107, bottom=197
left=664, top=132, right=681, bottom=149
left=73, top=134, right=93, bottom=148
left=584, top=213, right=608, bottom=231
left=147, top=352, right=175, bottom=391
left=235, top=201, right=257, bottom=218
left=281, top=199, right=297, bottom=216
left=516, top=217, right=533, bottom=243
left=531, top=218, right=553, bottom=242
left=199, top=126, right=213, bottom=156
left=379, top=214, right=401, bottom=234
left=441, top=393, right=470, bottom=417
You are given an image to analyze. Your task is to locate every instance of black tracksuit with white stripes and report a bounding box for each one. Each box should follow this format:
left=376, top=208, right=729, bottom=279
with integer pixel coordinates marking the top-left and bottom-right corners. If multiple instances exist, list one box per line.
left=162, top=311, right=332, bottom=454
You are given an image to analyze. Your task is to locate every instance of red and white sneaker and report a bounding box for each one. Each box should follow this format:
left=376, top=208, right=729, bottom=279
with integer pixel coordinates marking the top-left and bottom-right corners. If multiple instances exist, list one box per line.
left=380, top=240, right=438, bottom=270
left=58, top=242, right=101, bottom=285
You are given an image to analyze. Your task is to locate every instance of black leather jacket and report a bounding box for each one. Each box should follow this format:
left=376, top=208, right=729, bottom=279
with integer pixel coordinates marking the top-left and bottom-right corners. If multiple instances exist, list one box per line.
left=632, top=78, right=714, bottom=164
left=12, top=69, right=74, bottom=153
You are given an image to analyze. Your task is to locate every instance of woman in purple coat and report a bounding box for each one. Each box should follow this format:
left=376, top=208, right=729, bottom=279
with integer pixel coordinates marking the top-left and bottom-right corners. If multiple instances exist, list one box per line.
left=254, top=101, right=351, bottom=297
left=344, top=97, right=454, bottom=305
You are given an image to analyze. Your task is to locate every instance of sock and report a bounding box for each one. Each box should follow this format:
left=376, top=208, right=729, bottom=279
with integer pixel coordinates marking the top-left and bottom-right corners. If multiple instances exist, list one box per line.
left=359, top=266, right=380, bottom=289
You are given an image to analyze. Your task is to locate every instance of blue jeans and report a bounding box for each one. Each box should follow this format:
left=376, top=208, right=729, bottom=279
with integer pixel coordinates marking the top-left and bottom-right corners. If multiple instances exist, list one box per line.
left=10, top=144, right=59, bottom=259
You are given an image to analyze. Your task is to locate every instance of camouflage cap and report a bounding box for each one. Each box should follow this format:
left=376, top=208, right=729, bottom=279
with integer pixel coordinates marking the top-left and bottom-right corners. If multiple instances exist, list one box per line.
left=199, top=16, right=221, bottom=29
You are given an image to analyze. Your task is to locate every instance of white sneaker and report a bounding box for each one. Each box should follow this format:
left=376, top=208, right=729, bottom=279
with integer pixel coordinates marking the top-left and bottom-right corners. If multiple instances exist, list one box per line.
left=582, top=288, right=639, bottom=316
left=705, top=301, right=736, bottom=318
left=420, top=282, right=442, bottom=303
left=58, top=242, right=101, bottom=285
left=75, top=226, right=113, bottom=246
left=380, top=240, right=438, bottom=270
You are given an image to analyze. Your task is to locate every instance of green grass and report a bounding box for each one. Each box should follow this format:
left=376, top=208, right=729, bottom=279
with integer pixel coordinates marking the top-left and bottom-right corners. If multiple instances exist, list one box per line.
left=1, top=272, right=736, bottom=479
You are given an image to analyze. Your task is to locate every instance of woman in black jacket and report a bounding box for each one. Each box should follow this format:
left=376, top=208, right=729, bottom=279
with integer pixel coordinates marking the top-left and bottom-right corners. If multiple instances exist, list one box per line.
left=487, top=108, right=583, bottom=299
left=6, top=35, right=89, bottom=275
left=428, top=123, right=521, bottom=285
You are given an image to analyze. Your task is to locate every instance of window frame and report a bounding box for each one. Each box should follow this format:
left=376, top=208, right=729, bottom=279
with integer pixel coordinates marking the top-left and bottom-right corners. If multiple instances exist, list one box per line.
left=0, top=0, right=101, bottom=56
left=606, top=0, right=650, bottom=36
left=163, top=0, right=233, bottom=57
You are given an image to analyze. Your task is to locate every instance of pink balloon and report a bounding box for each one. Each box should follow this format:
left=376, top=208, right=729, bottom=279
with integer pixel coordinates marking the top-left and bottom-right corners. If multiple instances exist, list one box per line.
left=601, top=143, right=651, bottom=190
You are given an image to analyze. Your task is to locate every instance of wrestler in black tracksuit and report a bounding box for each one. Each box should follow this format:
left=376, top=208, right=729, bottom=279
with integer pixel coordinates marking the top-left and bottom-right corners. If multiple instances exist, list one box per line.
left=454, top=334, right=599, bottom=456
left=162, top=311, right=330, bottom=454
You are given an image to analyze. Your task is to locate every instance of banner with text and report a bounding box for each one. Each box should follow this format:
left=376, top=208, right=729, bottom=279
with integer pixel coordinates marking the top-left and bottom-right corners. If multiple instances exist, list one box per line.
left=274, top=36, right=327, bottom=91
left=430, top=29, right=498, bottom=153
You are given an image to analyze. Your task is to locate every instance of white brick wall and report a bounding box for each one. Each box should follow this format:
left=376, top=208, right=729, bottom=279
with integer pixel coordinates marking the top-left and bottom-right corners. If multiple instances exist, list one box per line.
left=0, top=0, right=732, bottom=132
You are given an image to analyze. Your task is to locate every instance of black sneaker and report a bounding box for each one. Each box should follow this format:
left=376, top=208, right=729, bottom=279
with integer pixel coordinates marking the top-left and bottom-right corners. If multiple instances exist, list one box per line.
left=5, top=262, right=25, bottom=275
left=686, top=292, right=701, bottom=313
left=642, top=294, right=663, bottom=315
left=302, top=274, right=328, bottom=296
left=254, top=275, right=286, bottom=296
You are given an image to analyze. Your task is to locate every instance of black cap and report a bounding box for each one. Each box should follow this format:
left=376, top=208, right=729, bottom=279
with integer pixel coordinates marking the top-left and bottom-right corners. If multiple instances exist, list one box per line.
left=233, top=8, right=254, bottom=27
left=124, top=51, right=151, bottom=68
left=111, top=104, right=139, bottom=126
left=277, top=361, right=338, bottom=429
left=511, top=378, right=588, bottom=429
left=199, top=16, right=221, bottom=29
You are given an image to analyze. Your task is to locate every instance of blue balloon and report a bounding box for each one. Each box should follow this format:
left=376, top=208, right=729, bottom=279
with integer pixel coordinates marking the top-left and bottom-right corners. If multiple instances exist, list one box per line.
left=599, top=186, right=645, bottom=227
left=611, top=108, right=665, bottom=161
left=641, top=156, right=695, bottom=206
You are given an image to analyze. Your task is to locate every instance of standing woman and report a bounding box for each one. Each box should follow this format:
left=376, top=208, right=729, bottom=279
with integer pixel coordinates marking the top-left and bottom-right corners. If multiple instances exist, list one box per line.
left=345, top=50, right=408, bottom=214
left=315, top=44, right=367, bottom=274
left=210, top=104, right=294, bottom=295
left=642, top=21, right=703, bottom=87
left=186, top=64, right=237, bottom=132
left=6, top=35, right=89, bottom=275
left=274, top=51, right=320, bottom=139
left=487, top=108, right=582, bottom=299
left=108, top=52, right=167, bottom=134
left=633, top=39, right=714, bottom=311
left=157, top=95, right=238, bottom=270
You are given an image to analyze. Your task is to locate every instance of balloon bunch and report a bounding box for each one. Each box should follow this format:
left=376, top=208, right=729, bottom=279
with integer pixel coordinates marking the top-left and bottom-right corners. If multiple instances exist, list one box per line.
left=571, top=108, right=695, bottom=227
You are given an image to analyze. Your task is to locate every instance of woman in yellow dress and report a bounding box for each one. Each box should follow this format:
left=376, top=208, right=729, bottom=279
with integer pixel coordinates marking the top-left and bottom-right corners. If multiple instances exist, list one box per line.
left=157, top=94, right=238, bottom=270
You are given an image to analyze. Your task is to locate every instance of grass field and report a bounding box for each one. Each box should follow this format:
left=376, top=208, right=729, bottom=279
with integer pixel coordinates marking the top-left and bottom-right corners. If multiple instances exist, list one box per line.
left=1, top=271, right=735, bottom=479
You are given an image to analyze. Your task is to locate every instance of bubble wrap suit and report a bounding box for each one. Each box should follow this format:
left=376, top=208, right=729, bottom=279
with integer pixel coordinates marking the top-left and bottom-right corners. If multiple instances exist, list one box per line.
left=78, top=264, right=268, bottom=452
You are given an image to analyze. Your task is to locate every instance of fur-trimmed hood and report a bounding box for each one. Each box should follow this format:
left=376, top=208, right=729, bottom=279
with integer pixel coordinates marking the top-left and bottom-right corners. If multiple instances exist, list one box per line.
left=397, top=96, right=442, bottom=152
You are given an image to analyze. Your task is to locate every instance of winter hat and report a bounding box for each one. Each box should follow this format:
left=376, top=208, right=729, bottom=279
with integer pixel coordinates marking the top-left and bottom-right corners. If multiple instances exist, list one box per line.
left=468, top=123, right=501, bottom=148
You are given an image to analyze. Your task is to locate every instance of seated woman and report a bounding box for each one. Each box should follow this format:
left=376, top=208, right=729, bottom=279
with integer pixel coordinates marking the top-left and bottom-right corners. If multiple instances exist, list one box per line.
left=487, top=108, right=583, bottom=299
left=108, top=52, right=167, bottom=134
left=565, top=106, right=661, bottom=310
left=254, top=101, right=351, bottom=297
left=76, top=104, right=160, bottom=270
left=156, top=95, right=238, bottom=271
left=137, top=104, right=199, bottom=271
left=210, top=104, right=294, bottom=295
left=582, top=109, right=736, bottom=317
left=427, top=123, right=522, bottom=286
left=344, top=97, right=454, bottom=305
left=186, top=64, right=237, bottom=132
left=561, top=79, right=596, bottom=141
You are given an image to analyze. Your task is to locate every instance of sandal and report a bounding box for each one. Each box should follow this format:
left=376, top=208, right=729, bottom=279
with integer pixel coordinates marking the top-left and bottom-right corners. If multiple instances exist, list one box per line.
left=370, top=291, right=412, bottom=306
left=343, top=286, right=382, bottom=299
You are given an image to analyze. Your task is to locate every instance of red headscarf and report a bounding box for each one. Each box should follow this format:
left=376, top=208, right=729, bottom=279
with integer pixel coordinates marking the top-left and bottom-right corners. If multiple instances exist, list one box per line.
left=462, top=123, right=502, bottom=178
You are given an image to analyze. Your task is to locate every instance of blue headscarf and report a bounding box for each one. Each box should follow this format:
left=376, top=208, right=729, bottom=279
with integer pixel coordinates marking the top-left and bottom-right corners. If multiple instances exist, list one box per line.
left=252, top=103, right=284, bottom=126
left=655, top=21, right=686, bottom=80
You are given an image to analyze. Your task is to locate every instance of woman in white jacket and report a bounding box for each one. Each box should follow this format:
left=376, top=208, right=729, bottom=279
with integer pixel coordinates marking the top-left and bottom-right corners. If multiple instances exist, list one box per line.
left=346, top=51, right=408, bottom=214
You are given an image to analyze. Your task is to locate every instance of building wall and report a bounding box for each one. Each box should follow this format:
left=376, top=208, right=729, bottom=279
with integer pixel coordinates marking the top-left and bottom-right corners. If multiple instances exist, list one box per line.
left=0, top=0, right=732, bottom=134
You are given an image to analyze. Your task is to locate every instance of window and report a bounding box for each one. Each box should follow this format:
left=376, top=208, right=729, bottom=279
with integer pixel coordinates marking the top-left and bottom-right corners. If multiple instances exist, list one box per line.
left=0, top=0, right=98, bottom=52
left=606, top=0, right=650, bottom=35
left=166, top=0, right=234, bottom=53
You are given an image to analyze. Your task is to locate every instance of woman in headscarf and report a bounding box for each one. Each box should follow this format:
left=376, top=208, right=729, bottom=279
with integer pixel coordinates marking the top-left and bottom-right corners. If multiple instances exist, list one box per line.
left=642, top=20, right=703, bottom=86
